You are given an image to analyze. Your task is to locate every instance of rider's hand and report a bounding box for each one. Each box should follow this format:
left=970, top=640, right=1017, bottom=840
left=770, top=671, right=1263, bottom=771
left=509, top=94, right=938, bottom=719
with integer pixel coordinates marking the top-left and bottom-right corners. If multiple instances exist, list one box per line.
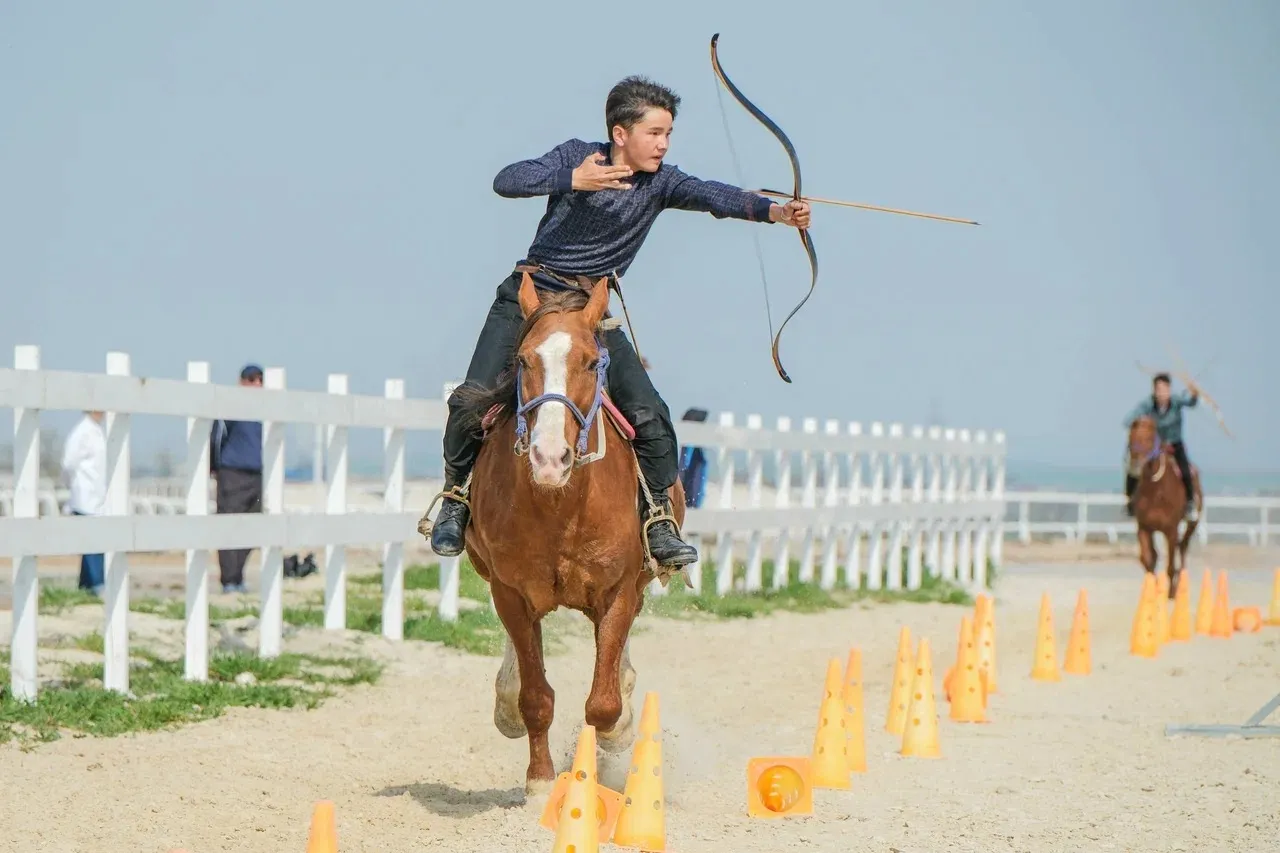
left=770, top=199, right=811, bottom=229
left=571, top=153, right=634, bottom=191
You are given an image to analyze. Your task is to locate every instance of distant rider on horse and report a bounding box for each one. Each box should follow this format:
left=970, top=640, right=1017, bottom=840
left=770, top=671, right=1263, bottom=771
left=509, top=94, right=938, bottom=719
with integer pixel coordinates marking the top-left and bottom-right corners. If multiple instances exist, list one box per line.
left=424, top=75, right=812, bottom=568
left=1123, top=372, right=1200, bottom=521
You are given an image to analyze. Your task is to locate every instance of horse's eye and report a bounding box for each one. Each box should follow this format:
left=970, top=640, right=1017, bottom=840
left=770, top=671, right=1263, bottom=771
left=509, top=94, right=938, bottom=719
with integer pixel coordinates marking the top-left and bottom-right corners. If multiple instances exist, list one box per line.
left=586, top=358, right=599, bottom=372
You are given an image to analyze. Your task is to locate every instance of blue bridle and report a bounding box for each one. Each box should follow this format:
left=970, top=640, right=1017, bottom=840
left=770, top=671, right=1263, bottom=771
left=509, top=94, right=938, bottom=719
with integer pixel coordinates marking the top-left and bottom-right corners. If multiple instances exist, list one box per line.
left=513, top=339, right=611, bottom=463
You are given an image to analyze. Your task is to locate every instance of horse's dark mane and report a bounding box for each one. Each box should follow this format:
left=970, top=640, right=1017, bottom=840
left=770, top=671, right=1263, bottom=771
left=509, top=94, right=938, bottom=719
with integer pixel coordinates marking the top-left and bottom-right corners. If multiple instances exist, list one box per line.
left=450, top=287, right=594, bottom=437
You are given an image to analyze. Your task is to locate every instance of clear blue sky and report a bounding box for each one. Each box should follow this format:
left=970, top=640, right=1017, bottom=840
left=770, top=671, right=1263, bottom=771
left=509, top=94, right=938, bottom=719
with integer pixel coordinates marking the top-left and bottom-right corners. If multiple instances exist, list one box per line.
left=2, top=1, right=1276, bottom=478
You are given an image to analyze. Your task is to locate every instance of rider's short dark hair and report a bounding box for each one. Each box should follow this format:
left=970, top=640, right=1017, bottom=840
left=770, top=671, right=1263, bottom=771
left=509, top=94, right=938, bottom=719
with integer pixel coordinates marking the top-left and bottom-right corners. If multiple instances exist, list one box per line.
left=1152, top=372, right=1172, bottom=385
left=605, top=76, right=680, bottom=139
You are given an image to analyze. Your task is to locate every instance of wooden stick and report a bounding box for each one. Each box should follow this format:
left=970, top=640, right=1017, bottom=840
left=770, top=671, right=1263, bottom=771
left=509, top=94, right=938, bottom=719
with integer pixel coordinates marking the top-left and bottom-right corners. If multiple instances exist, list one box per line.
left=751, top=187, right=980, bottom=226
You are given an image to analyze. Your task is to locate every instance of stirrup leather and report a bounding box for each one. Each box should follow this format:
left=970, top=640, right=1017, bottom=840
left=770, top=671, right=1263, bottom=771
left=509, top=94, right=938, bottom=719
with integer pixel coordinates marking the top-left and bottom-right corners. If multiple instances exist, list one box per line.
left=416, top=481, right=472, bottom=537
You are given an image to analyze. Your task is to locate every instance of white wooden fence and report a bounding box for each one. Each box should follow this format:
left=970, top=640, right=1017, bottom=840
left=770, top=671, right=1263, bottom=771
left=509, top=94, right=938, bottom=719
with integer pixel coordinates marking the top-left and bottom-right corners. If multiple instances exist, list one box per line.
left=0, top=345, right=1006, bottom=703
left=1006, top=491, right=1278, bottom=546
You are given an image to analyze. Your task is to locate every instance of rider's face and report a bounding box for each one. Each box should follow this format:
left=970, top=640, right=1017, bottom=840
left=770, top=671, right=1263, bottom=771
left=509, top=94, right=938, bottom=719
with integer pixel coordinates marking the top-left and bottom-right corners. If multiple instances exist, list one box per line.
left=613, top=108, right=672, bottom=173
left=1153, top=380, right=1171, bottom=407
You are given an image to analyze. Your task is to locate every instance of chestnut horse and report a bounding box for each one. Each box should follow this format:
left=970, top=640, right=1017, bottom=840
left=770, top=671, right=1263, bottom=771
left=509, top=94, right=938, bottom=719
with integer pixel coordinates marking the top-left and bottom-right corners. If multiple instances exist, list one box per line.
left=1126, top=415, right=1202, bottom=599
left=447, top=271, right=685, bottom=795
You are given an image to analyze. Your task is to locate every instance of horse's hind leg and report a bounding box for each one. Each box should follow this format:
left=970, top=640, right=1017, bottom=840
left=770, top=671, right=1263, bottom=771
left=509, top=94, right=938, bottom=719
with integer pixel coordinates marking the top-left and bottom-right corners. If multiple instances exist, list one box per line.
left=588, top=582, right=641, bottom=754
left=1164, top=528, right=1180, bottom=600
left=489, top=580, right=556, bottom=795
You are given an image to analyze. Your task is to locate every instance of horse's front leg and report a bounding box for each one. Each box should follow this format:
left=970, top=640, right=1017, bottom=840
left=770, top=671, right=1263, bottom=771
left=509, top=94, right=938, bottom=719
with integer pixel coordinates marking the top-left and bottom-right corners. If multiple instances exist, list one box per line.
left=1137, top=527, right=1156, bottom=575
left=1164, top=528, right=1179, bottom=600
left=489, top=579, right=556, bottom=795
left=587, top=581, right=641, bottom=754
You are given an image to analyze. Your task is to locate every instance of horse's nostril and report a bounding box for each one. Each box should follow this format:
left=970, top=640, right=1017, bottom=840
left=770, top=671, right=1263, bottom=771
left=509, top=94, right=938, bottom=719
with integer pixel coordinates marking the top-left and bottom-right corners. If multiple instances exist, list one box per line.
left=559, top=447, right=573, bottom=467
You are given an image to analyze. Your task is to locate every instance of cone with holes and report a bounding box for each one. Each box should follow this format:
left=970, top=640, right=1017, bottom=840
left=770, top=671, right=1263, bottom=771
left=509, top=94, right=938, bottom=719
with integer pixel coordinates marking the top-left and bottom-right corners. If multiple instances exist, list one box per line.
left=551, top=725, right=600, bottom=853
left=974, top=594, right=998, bottom=695
left=538, top=771, right=623, bottom=840
left=1063, top=589, right=1091, bottom=675
left=949, top=616, right=987, bottom=722
left=613, top=692, right=665, bottom=851
left=1194, top=567, right=1214, bottom=635
left=305, top=800, right=338, bottom=853
left=1030, top=593, right=1061, bottom=681
left=900, top=637, right=941, bottom=758
left=1170, top=570, right=1193, bottom=641
left=1130, top=573, right=1159, bottom=658
left=885, top=626, right=913, bottom=736
left=841, top=647, right=867, bottom=773
left=1209, top=570, right=1233, bottom=638
left=1155, top=574, right=1171, bottom=644
left=1268, top=568, right=1280, bottom=627
left=810, top=658, right=851, bottom=788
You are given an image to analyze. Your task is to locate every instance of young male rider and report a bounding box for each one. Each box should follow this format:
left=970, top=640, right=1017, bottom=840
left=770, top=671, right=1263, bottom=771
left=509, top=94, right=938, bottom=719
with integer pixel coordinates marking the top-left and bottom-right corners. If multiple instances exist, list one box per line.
left=1123, top=372, right=1200, bottom=520
left=424, top=75, right=812, bottom=568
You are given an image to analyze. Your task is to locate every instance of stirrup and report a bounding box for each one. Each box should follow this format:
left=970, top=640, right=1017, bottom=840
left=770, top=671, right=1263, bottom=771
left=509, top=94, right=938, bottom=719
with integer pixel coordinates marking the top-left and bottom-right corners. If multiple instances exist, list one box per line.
left=416, top=483, right=472, bottom=537
left=639, top=499, right=694, bottom=586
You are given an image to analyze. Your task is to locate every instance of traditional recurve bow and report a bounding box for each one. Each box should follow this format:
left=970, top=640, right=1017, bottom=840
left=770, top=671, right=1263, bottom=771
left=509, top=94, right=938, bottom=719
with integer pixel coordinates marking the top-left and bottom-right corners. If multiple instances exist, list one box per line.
left=710, top=32, right=816, bottom=384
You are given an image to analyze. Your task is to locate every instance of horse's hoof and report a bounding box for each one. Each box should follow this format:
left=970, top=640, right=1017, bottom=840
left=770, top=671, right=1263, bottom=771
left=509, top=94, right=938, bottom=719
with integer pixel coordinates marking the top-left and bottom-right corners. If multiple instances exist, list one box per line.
left=597, top=709, right=637, bottom=754
left=494, top=702, right=528, bottom=739
left=524, top=776, right=555, bottom=798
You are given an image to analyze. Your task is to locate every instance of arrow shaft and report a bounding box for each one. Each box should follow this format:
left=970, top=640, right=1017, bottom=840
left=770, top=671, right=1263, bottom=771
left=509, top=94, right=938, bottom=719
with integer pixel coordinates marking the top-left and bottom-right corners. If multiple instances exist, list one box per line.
left=752, top=187, right=980, bottom=225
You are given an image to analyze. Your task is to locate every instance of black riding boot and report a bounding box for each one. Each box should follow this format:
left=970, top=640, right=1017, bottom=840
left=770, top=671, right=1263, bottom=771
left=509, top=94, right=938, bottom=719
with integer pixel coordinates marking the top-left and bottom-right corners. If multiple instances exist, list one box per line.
left=641, top=488, right=698, bottom=568
left=424, top=475, right=471, bottom=558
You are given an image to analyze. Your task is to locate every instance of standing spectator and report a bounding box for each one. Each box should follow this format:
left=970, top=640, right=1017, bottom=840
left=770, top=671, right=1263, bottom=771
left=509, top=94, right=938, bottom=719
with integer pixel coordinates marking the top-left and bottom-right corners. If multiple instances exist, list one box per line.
left=210, top=364, right=264, bottom=594
left=61, top=410, right=107, bottom=596
left=678, top=407, right=710, bottom=509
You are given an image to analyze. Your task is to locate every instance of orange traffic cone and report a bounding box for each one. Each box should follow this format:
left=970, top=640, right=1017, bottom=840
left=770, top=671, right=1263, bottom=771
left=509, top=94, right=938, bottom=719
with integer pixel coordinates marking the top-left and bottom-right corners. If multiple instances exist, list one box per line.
left=1170, top=571, right=1192, bottom=641
left=612, top=693, right=665, bottom=851
left=1030, top=593, right=1060, bottom=681
left=885, top=626, right=913, bottom=736
left=974, top=594, right=998, bottom=695
left=1193, top=567, right=1214, bottom=635
left=1154, top=574, right=1171, bottom=644
left=306, top=801, right=338, bottom=853
left=900, top=638, right=941, bottom=758
left=841, top=648, right=867, bottom=773
left=1063, top=589, right=1091, bottom=675
left=949, top=616, right=987, bottom=722
left=810, top=658, right=851, bottom=789
left=552, top=725, right=601, bottom=853
left=1130, top=574, right=1159, bottom=658
left=1266, top=568, right=1280, bottom=627
left=1209, top=571, right=1233, bottom=638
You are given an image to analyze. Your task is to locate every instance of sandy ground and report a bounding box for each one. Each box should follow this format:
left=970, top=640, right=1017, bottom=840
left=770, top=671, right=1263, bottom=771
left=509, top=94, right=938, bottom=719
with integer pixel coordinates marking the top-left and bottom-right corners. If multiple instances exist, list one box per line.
left=1, top=551, right=1279, bottom=853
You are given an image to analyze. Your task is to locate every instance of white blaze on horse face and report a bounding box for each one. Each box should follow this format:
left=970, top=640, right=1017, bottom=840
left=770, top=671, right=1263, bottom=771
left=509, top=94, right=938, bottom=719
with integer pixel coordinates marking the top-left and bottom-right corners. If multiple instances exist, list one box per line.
left=528, top=331, right=575, bottom=486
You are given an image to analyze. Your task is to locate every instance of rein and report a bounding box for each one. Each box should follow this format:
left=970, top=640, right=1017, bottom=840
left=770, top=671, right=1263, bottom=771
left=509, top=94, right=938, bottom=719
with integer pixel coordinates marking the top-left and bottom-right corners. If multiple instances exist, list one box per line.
left=513, top=338, right=611, bottom=466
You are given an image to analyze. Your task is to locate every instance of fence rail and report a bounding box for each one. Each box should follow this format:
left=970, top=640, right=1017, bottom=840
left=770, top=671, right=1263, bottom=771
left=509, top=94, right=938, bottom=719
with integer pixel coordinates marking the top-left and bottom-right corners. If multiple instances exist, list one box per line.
left=2, top=346, right=1006, bottom=703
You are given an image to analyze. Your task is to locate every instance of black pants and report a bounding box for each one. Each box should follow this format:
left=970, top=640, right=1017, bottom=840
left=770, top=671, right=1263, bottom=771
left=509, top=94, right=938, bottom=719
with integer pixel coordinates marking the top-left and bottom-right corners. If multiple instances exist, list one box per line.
left=1125, top=441, right=1194, bottom=503
left=215, top=467, right=262, bottom=585
left=442, top=272, right=678, bottom=492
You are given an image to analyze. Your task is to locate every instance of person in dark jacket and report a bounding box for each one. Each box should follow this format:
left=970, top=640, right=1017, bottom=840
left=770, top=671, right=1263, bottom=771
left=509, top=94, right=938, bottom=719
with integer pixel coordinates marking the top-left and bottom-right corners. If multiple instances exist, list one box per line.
left=678, top=408, right=710, bottom=509
left=210, top=364, right=264, bottom=593
left=1122, top=372, right=1200, bottom=521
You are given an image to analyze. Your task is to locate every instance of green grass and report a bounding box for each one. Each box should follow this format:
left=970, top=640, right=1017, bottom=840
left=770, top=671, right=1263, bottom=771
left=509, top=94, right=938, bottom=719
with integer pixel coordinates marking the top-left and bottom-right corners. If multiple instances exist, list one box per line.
left=0, top=647, right=382, bottom=746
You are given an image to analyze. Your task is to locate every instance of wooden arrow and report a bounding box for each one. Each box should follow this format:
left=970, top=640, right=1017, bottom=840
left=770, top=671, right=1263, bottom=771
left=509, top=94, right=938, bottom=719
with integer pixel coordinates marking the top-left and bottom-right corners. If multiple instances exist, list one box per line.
left=751, top=187, right=980, bottom=226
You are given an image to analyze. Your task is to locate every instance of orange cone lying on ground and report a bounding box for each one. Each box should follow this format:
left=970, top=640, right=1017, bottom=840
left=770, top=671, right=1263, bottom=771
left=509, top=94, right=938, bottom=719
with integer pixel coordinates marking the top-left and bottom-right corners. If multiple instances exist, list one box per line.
left=613, top=693, right=665, bottom=851
left=1194, top=567, right=1214, bottom=635
left=810, top=658, right=851, bottom=789
left=1063, top=589, right=1091, bottom=675
left=885, top=626, right=913, bottom=736
left=1170, top=571, right=1192, bottom=641
left=841, top=648, right=867, bottom=773
left=1130, top=573, right=1159, bottom=658
left=900, top=638, right=941, bottom=758
left=949, top=616, right=987, bottom=722
left=1209, top=570, right=1233, bottom=638
left=1030, top=593, right=1060, bottom=681
left=306, top=801, right=338, bottom=853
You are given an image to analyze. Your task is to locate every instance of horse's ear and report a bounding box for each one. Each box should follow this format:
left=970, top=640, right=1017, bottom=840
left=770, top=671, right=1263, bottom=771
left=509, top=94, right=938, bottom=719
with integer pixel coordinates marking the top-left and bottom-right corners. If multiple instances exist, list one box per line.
left=583, top=277, right=610, bottom=329
left=518, top=272, right=541, bottom=319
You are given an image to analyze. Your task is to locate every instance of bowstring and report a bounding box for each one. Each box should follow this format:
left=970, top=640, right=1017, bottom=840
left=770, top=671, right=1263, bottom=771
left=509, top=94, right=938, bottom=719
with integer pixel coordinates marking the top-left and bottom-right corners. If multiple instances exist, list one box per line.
left=713, top=79, right=776, bottom=344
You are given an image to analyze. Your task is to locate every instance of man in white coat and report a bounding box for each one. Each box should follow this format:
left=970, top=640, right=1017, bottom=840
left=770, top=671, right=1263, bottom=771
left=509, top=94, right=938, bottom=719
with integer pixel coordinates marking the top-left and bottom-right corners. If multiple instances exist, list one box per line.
left=61, top=410, right=107, bottom=595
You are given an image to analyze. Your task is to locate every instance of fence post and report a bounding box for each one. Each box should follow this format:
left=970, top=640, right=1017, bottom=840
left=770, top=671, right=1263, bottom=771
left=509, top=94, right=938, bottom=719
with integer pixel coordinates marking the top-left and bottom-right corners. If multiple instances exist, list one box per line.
left=885, top=423, right=905, bottom=590
left=437, top=382, right=461, bottom=622
left=819, top=419, right=842, bottom=591
left=957, top=429, right=974, bottom=586
left=743, top=414, right=764, bottom=592
left=184, top=361, right=211, bottom=682
left=771, top=416, right=792, bottom=590
left=926, top=426, right=943, bottom=576
left=843, top=422, right=863, bottom=589
left=972, top=431, right=991, bottom=589
left=906, top=425, right=926, bottom=590
left=941, top=428, right=959, bottom=581
left=713, top=412, right=735, bottom=596
left=10, top=344, right=41, bottom=703
left=991, top=431, right=1007, bottom=570
left=382, top=379, right=406, bottom=641
left=864, top=422, right=885, bottom=590
left=258, top=367, right=287, bottom=658
left=102, top=351, right=132, bottom=694
left=324, top=373, right=349, bottom=630
left=798, top=417, right=819, bottom=584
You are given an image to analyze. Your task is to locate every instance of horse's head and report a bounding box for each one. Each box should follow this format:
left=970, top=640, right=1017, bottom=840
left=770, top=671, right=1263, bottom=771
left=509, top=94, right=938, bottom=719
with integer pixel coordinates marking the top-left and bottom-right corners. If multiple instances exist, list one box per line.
left=513, top=272, right=611, bottom=488
left=1127, top=415, right=1161, bottom=475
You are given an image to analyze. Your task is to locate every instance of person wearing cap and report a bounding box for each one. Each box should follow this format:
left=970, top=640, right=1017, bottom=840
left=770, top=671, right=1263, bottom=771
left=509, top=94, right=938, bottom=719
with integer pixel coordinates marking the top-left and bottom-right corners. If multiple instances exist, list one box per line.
left=210, top=364, right=264, bottom=593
